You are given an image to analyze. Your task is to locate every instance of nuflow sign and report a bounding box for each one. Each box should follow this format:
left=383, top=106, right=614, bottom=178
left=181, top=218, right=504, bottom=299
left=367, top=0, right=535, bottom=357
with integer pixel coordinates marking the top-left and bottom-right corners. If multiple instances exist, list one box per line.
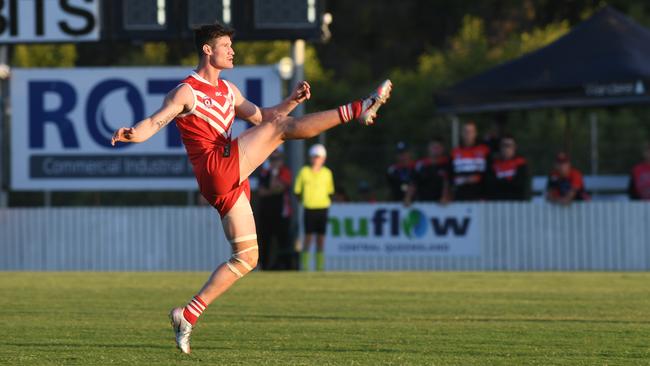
left=325, top=204, right=481, bottom=257
left=10, top=66, right=281, bottom=190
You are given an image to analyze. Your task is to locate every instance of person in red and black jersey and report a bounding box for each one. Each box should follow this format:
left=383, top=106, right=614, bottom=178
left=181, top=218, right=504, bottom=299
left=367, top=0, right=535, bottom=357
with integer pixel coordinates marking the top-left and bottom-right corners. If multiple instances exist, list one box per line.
left=628, top=143, right=650, bottom=200
left=404, top=137, right=450, bottom=205
left=387, top=141, right=415, bottom=201
left=546, top=152, right=589, bottom=204
left=486, top=135, right=530, bottom=200
left=255, top=149, right=293, bottom=270
left=450, top=121, right=491, bottom=201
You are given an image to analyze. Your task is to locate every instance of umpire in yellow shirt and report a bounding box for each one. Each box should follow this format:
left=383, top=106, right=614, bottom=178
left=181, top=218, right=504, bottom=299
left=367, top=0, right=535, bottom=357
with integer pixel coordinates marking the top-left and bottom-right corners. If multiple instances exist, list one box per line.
left=294, top=144, right=334, bottom=271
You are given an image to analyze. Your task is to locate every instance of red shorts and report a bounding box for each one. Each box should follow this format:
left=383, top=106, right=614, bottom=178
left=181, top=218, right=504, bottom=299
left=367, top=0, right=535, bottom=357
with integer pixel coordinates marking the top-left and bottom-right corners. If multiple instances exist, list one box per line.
left=193, top=138, right=250, bottom=217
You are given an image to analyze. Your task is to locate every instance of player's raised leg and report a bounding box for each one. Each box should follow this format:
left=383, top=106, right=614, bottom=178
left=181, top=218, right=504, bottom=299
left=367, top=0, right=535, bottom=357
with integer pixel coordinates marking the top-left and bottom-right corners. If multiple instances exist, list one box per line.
left=237, top=79, right=392, bottom=181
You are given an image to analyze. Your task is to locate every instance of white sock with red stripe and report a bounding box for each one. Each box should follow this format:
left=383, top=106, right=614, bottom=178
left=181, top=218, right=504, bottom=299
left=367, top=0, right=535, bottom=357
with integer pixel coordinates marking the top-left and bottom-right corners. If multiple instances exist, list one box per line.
left=337, top=100, right=362, bottom=123
left=182, top=295, right=207, bottom=326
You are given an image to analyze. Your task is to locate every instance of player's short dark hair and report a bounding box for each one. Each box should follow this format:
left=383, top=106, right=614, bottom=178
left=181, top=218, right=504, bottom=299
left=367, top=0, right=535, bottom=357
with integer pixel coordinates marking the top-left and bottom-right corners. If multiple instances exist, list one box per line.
left=429, top=136, right=444, bottom=144
left=194, top=23, right=235, bottom=58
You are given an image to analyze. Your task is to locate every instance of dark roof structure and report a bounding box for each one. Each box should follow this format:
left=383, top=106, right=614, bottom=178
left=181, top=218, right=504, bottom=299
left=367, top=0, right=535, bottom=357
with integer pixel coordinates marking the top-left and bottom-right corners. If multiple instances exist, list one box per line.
left=435, top=7, right=650, bottom=114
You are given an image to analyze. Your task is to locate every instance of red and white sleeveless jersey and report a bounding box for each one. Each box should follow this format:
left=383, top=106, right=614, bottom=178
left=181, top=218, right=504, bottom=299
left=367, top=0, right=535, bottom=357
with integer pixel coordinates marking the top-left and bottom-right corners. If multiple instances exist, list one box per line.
left=175, top=72, right=236, bottom=163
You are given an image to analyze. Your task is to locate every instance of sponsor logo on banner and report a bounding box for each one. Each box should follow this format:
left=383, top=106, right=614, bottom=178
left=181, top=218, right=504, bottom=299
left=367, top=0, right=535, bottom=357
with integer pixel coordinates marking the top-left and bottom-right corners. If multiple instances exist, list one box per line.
left=325, top=204, right=480, bottom=257
left=11, top=66, right=281, bottom=190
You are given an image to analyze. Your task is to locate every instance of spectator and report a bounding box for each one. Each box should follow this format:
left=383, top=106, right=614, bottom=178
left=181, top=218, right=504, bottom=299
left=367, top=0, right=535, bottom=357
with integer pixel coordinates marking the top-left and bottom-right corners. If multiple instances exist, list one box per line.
left=255, top=149, right=294, bottom=270
left=294, top=144, right=334, bottom=271
left=450, top=121, right=491, bottom=201
left=405, top=137, right=450, bottom=206
left=486, top=134, right=530, bottom=201
left=333, top=184, right=350, bottom=202
left=358, top=180, right=377, bottom=203
left=628, top=143, right=650, bottom=200
left=546, top=152, right=588, bottom=204
left=386, top=141, right=415, bottom=201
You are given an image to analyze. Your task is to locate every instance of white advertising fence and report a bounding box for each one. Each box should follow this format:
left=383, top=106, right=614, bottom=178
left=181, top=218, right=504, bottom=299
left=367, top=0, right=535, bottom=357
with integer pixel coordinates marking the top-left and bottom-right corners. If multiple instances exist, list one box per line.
left=325, top=202, right=650, bottom=271
left=0, top=202, right=648, bottom=271
left=0, top=207, right=230, bottom=271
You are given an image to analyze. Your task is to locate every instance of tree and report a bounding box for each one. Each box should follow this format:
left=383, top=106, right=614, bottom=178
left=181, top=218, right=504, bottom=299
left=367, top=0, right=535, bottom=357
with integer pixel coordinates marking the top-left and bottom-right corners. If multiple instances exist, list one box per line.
left=321, top=15, right=574, bottom=199
left=13, top=44, right=77, bottom=67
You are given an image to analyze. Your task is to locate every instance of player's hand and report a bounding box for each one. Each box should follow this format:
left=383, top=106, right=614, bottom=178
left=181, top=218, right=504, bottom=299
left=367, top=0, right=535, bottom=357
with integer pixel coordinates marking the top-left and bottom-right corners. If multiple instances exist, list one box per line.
left=290, top=81, right=311, bottom=104
left=111, top=127, right=137, bottom=146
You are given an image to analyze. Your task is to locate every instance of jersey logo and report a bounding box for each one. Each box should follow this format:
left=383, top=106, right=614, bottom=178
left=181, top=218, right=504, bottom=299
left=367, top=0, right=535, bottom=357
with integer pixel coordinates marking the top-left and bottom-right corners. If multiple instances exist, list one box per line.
left=201, top=96, right=215, bottom=108
left=496, top=169, right=516, bottom=179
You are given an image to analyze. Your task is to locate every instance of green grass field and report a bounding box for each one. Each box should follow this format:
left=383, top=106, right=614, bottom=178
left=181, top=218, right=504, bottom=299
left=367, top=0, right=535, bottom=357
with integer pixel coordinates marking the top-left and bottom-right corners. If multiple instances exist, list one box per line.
left=1, top=272, right=649, bottom=365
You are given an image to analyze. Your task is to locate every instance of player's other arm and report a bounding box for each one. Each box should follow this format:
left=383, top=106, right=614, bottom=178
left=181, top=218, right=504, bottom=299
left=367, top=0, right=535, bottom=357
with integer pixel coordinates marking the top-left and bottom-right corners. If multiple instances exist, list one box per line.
left=111, top=85, right=193, bottom=146
left=232, top=81, right=311, bottom=125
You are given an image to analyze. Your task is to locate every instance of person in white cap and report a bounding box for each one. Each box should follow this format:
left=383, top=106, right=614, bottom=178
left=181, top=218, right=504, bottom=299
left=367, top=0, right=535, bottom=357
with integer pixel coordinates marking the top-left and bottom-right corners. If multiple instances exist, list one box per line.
left=294, top=144, right=334, bottom=271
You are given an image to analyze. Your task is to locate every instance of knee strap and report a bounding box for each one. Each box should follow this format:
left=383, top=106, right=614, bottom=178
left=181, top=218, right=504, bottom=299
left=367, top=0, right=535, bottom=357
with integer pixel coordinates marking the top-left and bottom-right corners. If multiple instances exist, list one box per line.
left=226, top=245, right=259, bottom=278
left=230, top=234, right=257, bottom=244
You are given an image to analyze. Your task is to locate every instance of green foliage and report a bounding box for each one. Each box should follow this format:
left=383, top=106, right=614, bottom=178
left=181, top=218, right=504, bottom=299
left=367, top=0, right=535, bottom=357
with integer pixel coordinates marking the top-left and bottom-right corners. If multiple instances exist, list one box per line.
left=322, top=15, right=574, bottom=199
left=12, top=44, right=77, bottom=67
left=179, top=52, right=197, bottom=66
left=386, top=15, right=570, bottom=126
left=445, top=16, right=493, bottom=81
left=501, top=20, right=571, bottom=59
left=234, top=41, right=290, bottom=66
left=115, top=42, right=169, bottom=66
left=233, top=41, right=332, bottom=85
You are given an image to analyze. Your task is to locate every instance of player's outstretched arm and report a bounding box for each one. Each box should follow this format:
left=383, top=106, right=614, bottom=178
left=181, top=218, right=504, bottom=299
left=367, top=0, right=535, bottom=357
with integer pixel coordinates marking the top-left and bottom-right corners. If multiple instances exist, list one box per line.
left=111, top=85, right=193, bottom=146
left=266, top=80, right=311, bottom=117
left=232, top=81, right=311, bottom=125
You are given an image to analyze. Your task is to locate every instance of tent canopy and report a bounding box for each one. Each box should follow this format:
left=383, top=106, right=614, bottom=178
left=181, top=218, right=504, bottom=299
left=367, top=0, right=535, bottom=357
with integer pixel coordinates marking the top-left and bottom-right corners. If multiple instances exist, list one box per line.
left=435, top=7, right=650, bottom=114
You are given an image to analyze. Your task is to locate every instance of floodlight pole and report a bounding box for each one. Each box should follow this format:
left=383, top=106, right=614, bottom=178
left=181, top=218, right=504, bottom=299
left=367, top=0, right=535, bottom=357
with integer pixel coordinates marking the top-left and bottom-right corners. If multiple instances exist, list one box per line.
left=287, top=39, right=306, bottom=255
left=0, top=45, right=7, bottom=208
left=590, top=111, right=599, bottom=176
left=288, top=39, right=306, bottom=177
left=450, top=114, right=460, bottom=148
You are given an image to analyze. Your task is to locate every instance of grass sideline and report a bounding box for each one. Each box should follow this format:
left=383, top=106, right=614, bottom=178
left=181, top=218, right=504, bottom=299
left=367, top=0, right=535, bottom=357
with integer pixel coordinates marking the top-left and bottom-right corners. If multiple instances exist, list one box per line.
left=1, top=272, right=649, bottom=365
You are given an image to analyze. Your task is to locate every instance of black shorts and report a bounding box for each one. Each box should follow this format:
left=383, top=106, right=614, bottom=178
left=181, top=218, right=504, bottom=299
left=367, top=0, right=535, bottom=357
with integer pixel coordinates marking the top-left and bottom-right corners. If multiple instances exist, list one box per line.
left=304, top=208, right=329, bottom=234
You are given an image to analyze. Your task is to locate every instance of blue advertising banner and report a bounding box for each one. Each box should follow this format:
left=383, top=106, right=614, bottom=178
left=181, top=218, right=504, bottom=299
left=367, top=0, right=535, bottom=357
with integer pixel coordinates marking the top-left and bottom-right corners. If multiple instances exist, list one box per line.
left=10, top=66, right=282, bottom=190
